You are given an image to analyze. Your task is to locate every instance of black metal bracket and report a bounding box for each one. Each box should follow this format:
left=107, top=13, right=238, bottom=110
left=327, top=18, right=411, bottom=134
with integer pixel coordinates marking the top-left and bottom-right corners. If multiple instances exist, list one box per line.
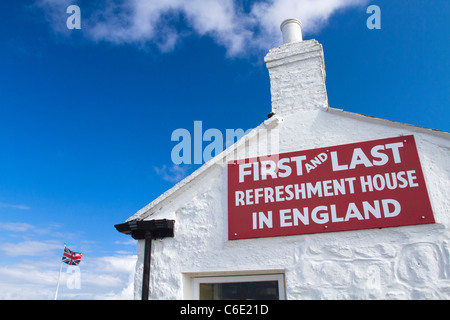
left=114, top=219, right=175, bottom=300
left=114, top=219, right=175, bottom=240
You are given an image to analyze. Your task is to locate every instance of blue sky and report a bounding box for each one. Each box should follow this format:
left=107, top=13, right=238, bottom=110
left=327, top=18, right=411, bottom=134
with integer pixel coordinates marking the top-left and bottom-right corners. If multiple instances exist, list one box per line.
left=0, top=0, right=448, bottom=299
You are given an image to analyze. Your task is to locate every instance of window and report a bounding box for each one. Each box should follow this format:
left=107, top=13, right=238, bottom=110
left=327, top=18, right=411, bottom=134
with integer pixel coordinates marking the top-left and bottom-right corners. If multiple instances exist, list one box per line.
left=193, top=274, right=285, bottom=300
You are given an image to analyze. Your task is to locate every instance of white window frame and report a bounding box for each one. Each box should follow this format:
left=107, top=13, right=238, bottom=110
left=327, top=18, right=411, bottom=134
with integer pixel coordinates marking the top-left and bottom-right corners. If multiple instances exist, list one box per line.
left=193, top=274, right=285, bottom=300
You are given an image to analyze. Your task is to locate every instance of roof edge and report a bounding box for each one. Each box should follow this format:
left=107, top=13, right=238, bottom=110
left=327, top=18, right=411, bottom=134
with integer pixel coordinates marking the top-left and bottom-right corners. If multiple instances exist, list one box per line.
left=126, top=115, right=284, bottom=222
left=126, top=106, right=449, bottom=222
left=326, top=107, right=450, bottom=139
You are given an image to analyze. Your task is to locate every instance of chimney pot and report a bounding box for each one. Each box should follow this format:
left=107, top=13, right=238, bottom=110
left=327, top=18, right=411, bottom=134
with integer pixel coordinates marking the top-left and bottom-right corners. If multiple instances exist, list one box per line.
left=280, top=19, right=303, bottom=44
left=265, top=20, right=327, bottom=115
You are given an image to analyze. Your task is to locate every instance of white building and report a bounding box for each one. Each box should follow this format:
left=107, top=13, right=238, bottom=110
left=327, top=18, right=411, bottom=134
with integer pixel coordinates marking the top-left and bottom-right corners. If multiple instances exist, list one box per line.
left=115, top=19, right=450, bottom=300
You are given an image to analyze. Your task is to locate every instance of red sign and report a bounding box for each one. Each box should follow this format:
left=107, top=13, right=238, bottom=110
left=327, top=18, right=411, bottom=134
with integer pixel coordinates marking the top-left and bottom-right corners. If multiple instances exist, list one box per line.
left=228, top=135, right=434, bottom=240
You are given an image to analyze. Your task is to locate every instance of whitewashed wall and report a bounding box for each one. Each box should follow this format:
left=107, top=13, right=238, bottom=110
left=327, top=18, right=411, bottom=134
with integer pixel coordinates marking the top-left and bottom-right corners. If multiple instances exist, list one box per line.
left=132, top=40, right=450, bottom=300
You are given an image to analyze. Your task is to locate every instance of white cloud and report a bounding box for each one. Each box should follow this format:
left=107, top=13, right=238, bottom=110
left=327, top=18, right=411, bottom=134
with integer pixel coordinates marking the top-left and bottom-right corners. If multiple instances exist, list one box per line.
left=0, top=240, right=61, bottom=257
left=36, top=0, right=369, bottom=56
left=0, top=202, right=31, bottom=210
left=0, top=222, right=137, bottom=299
left=58, top=254, right=137, bottom=300
left=0, top=222, right=35, bottom=232
left=115, top=239, right=137, bottom=246
left=250, top=0, right=368, bottom=49
left=154, top=164, right=191, bottom=183
left=0, top=259, right=66, bottom=299
left=0, top=253, right=137, bottom=300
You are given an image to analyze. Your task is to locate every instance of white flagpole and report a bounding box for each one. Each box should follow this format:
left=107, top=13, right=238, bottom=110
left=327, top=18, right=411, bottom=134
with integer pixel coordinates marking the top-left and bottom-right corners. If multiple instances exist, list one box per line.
left=54, top=242, right=66, bottom=300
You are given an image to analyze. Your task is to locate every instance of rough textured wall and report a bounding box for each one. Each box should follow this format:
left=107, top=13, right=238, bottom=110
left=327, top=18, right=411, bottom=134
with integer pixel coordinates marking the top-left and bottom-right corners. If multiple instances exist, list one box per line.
left=133, top=113, right=450, bottom=299
left=132, top=39, right=450, bottom=300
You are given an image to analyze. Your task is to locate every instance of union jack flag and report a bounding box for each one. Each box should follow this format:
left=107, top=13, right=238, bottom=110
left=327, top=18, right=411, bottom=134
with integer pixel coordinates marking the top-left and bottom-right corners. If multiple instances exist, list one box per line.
left=62, top=247, right=82, bottom=265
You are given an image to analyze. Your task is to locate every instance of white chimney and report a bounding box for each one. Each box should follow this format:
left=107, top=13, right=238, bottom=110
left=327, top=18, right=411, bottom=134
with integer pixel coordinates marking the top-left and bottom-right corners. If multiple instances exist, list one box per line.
left=265, top=19, right=328, bottom=116
left=280, top=19, right=303, bottom=44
